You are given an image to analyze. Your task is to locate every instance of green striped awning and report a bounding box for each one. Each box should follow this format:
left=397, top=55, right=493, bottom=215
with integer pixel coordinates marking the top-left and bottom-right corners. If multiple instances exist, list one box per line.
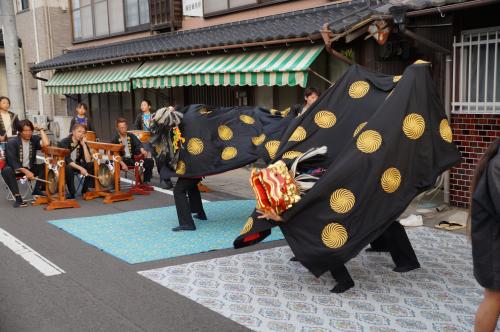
left=45, top=63, right=141, bottom=94
left=131, top=46, right=324, bottom=89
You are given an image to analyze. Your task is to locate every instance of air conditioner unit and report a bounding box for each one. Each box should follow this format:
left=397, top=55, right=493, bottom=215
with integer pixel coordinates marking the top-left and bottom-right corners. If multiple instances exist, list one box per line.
left=25, top=110, right=38, bottom=124
left=51, top=116, right=73, bottom=141
left=33, top=115, right=48, bottom=128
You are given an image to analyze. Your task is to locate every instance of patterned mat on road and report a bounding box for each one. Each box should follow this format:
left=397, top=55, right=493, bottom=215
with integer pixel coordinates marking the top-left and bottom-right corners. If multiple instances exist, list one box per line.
left=139, top=227, right=498, bottom=332
left=48, top=200, right=283, bottom=264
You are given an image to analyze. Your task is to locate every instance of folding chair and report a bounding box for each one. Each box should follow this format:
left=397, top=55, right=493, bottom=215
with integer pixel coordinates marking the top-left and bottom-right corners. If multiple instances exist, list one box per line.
left=4, top=173, right=35, bottom=202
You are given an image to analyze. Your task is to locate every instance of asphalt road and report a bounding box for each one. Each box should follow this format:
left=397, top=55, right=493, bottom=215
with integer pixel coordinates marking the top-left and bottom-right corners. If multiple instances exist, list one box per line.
left=0, top=176, right=284, bottom=332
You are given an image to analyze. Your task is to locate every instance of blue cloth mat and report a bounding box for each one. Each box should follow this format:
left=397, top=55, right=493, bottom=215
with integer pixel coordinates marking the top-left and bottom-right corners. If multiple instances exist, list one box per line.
left=48, top=200, right=283, bottom=264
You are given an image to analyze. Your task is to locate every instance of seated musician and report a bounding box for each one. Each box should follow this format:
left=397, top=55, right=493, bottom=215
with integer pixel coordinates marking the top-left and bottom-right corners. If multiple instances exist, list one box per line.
left=1, top=119, right=50, bottom=207
left=58, top=123, right=93, bottom=199
left=112, top=117, right=153, bottom=183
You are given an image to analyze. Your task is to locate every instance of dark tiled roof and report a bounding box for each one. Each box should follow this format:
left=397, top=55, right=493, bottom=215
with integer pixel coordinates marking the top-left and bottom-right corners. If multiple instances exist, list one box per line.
left=31, top=0, right=376, bottom=72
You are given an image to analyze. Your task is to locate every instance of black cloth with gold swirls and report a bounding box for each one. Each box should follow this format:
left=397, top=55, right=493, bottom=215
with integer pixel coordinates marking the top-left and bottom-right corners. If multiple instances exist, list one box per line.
left=163, top=105, right=293, bottom=178
left=234, top=63, right=461, bottom=277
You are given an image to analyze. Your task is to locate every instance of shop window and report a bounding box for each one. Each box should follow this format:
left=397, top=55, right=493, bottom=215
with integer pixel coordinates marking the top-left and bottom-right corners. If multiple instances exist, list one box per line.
left=72, top=0, right=148, bottom=42
left=17, top=0, right=29, bottom=11
left=453, top=27, right=500, bottom=114
left=125, top=0, right=150, bottom=27
left=203, top=0, right=293, bottom=17
left=184, top=86, right=253, bottom=107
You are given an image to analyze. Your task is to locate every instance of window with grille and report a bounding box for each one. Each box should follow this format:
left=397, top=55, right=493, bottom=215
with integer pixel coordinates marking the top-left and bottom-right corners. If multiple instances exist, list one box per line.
left=452, top=27, right=500, bottom=114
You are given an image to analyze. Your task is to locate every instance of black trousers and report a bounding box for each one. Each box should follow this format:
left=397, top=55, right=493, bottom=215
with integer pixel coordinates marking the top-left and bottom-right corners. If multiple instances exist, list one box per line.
left=65, top=162, right=94, bottom=195
left=1, top=164, right=44, bottom=196
left=332, top=221, right=420, bottom=286
left=371, top=221, right=420, bottom=267
left=173, top=177, right=205, bottom=228
left=331, top=265, right=354, bottom=285
left=123, top=157, right=154, bottom=182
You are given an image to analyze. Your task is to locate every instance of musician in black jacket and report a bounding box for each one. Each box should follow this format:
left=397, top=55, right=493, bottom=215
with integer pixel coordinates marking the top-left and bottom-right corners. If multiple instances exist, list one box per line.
left=1, top=119, right=50, bottom=207
left=112, top=117, right=153, bottom=183
left=58, top=123, right=93, bottom=198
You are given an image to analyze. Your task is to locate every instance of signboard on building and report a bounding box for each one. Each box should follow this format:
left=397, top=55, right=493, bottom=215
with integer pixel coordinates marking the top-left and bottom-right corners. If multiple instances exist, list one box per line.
left=183, top=0, right=203, bottom=17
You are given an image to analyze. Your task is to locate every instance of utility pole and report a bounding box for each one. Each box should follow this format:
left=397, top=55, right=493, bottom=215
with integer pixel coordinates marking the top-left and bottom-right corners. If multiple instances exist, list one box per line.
left=0, top=0, right=25, bottom=118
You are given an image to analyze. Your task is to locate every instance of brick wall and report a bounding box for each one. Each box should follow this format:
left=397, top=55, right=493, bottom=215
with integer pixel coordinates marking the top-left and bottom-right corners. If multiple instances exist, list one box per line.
left=449, top=113, right=500, bottom=208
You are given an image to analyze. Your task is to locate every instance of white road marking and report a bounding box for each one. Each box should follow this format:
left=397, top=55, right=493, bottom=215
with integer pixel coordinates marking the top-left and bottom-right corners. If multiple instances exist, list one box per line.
left=0, top=228, right=65, bottom=276
left=119, top=177, right=210, bottom=202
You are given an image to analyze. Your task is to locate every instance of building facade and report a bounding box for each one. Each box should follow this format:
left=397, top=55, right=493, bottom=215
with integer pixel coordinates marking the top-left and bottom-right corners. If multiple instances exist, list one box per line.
left=30, top=0, right=500, bottom=208
left=32, top=0, right=359, bottom=140
left=13, top=0, right=72, bottom=122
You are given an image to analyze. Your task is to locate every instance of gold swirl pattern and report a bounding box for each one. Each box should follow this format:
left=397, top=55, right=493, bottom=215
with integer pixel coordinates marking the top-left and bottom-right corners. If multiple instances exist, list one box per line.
left=402, top=113, right=426, bottom=140
left=265, top=140, right=280, bottom=160
left=240, top=115, right=255, bottom=125
left=221, top=147, right=238, bottom=160
left=175, top=161, right=186, bottom=175
left=349, top=81, right=370, bottom=99
left=381, top=167, right=402, bottom=193
left=289, top=126, right=307, bottom=142
left=393, top=75, right=402, bottom=83
left=218, top=125, right=233, bottom=141
left=252, top=133, right=266, bottom=146
left=330, top=188, right=355, bottom=214
left=353, top=122, right=367, bottom=137
left=314, top=111, right=337, bottom=128
left=240, top=217, right=253, bottom=235
left=187, top=138, right=204, bottom=155
left=199, top=108, right=212, bottom=115
left=281, top=107, right=291, bottom=117
left=356, top=130, right=382, bottom=153
left=282, top=151, right=303, bottom=160
left=321, top=223, right=348, bottom=249
left=440, top=119, right=453, bottom=143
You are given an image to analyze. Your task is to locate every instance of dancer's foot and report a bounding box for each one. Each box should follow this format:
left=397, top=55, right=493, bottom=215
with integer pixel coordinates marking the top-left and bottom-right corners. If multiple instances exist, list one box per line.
left=393, top=264, right=420, bottom=273
left=330, top=280, right=355, bottom=293
left=193, top=213, right=207, bottom=220
left=163, top=180, right=174, bottom=190
left=172, top=225, right=196, bottom=232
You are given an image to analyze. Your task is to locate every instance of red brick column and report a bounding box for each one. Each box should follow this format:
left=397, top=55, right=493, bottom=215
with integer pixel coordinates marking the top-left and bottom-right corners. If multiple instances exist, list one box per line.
left=450, top=114, right=500, bottom=208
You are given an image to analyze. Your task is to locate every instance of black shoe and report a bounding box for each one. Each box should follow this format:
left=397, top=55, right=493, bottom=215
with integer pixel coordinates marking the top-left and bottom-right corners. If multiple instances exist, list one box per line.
left=13, top=200, right=29, bottom=208
left=66, top=193, right=76, bottom=200
left=393, top=264, right=420, bottom=273
left=172, top=225, right=196, bottom=232
left=290, top=256, right=299, bottom=262
left=32, top=189, right=44, bottom=197
left=163, top=180, right=173, bottom=190
left=193, top=213, right=207, bottom=220
left=330, top=280, right=355, bottom=293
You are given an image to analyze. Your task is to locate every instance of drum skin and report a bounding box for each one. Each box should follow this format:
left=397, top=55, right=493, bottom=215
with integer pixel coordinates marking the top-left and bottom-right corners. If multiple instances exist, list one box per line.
left=85, top=131, right=97, bottom=142
left=127, top=130, right=151, bottom=143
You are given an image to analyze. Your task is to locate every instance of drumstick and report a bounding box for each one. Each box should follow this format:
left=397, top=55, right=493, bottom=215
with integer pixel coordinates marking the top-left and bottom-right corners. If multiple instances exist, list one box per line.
left=32, top=177, right=52, bottom=184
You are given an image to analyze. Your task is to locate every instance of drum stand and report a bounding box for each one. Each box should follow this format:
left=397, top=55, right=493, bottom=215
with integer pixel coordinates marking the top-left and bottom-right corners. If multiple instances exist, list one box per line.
left=33, top=146, right=80, bottom=210
left=84, top=141, right=134, bottom=204
left=128, top=156, right=154, bottom=195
